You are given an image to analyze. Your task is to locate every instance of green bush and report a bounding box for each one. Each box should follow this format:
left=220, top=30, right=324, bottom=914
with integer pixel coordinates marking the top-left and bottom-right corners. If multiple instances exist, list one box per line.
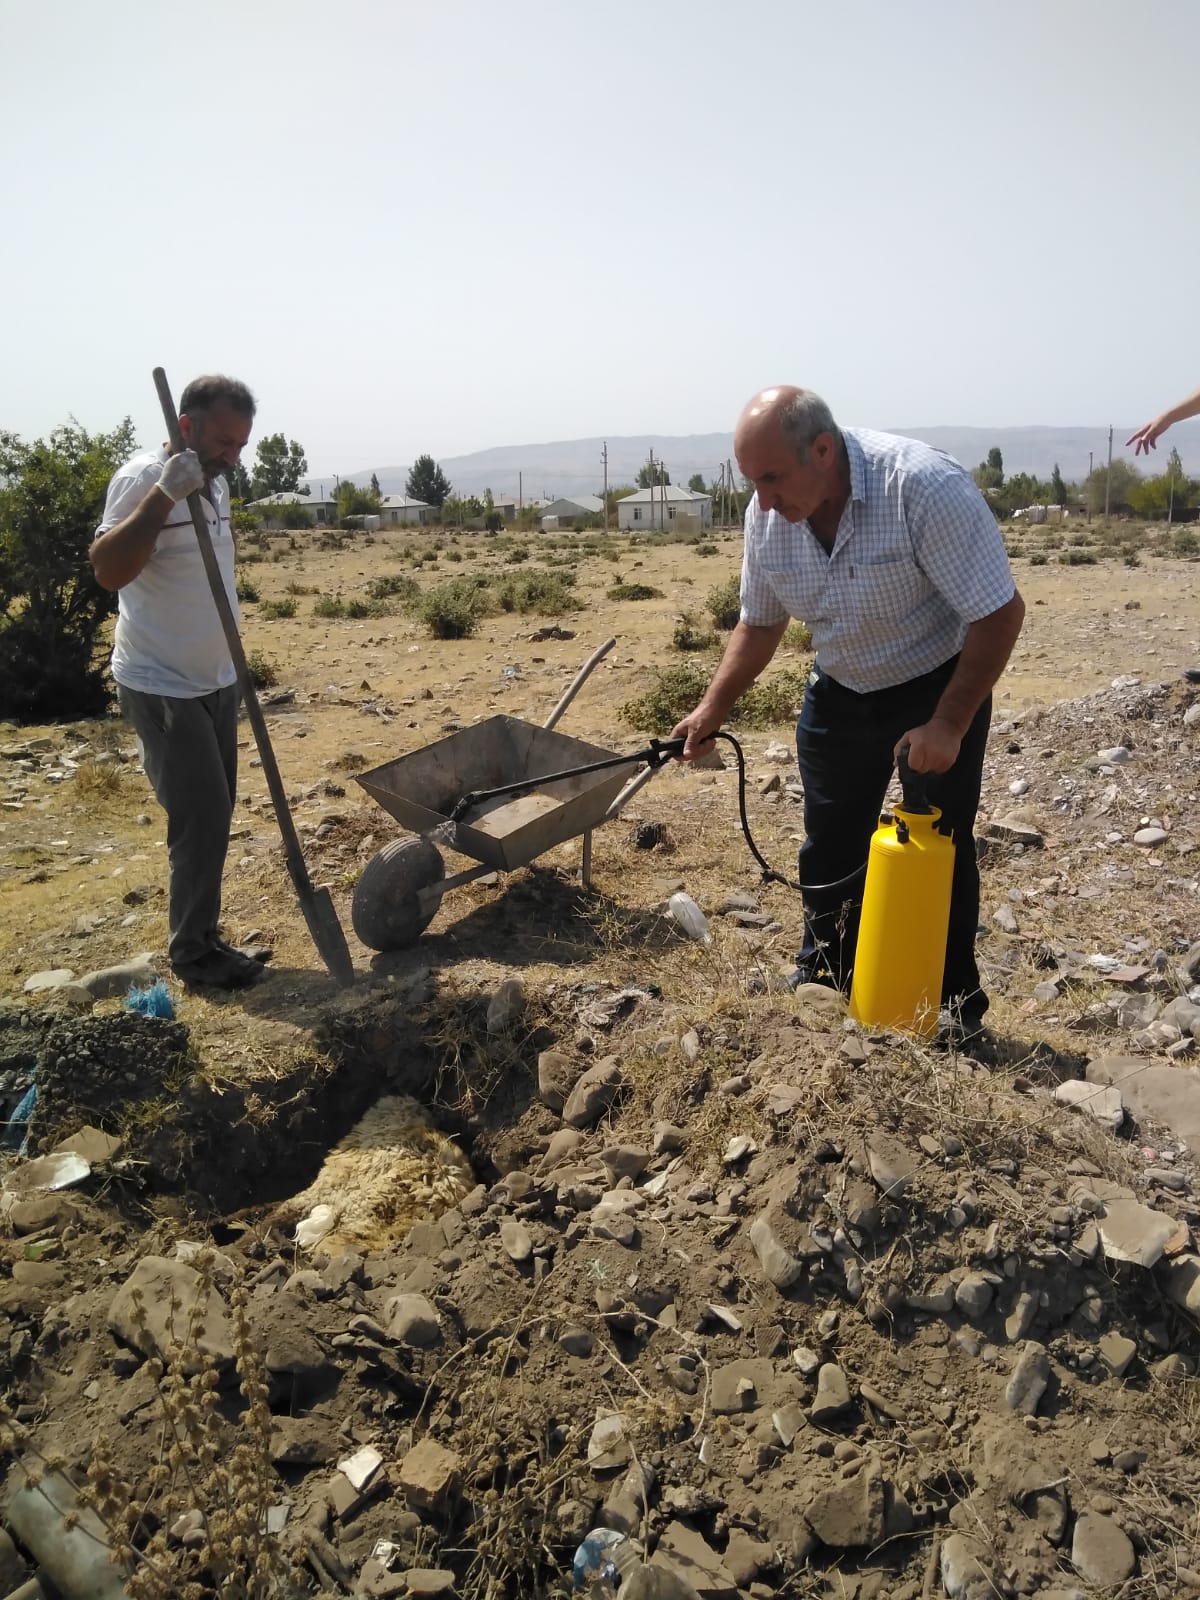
left=782, top=621, right=813, bottom=652
left=259, top=598, right=297, bottom=620
left=418, top=577, right=493, bottom=639
left=495, top=571, right=578, bottom=614
left=245, top=650, right=279, bottom=689
left=1173, top=529, right=1199, bottom=557
left=620, top=663, right=809, bottom=734
left=706, top=575, right=741, bottom=629
left=1058, top=549, right=1097, bottom=565
left=695, top=542, right=719, bottom=556
left=607, top=582, right=663, bottom=601
left=1029, top=552, right=1048, bottom=565
left=368, top=573, right=420, bottom=605
left=672, top=612, right=719, bottom=652
left=313, top=594, right=346, bottom=618
left=235, top=570, right=260, bottom=603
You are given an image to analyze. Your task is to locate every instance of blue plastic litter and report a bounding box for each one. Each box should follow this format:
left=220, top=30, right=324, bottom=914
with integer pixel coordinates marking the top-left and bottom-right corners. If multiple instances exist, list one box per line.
left=125, top=979, right=176, bottom=1019
left=2, top=1081, right=37, bottom=1152
left=573, top=1529, right=629, bottom=1590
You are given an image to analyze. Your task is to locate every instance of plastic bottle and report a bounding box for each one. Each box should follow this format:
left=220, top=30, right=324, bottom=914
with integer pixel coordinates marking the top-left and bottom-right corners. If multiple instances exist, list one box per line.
left=573, top=1528, right=639, bottom=1592
left=667, top=892, right=711, bottom=944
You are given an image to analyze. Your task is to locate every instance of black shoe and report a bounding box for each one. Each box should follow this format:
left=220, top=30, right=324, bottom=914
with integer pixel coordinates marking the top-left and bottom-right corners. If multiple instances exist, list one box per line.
left=934, top=1015, right=997, bottom=1062
left=785, top=964, right=839, bottom=992
left=1184, top=668, right=1200, bottom=685
left=172, top=948, right=263, bottom=991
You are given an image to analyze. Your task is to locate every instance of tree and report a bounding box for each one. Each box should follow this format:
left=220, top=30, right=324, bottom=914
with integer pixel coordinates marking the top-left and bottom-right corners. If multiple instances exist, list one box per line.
left=406, top=454, right=451, bottom=508
left=1050, top=463, right=1067, bottom=508
left=227, top=460, right=253, bottom=501
left=637, top=459, right=670, bottom=488
left=252, top=433, right=308, bottom=496
left=1084, top=459, right=1141, bottom=516
left=0, top=417, right=138, bottom=720
left=999, top=472, right=1051, bottom=516
left=687, top=473, right=707, bottom=494
left=336, top=480, right=380, bottom=520
left=1127, top=449, right=1195, bottom=519
left=972, top=447, right=1004, bottom=493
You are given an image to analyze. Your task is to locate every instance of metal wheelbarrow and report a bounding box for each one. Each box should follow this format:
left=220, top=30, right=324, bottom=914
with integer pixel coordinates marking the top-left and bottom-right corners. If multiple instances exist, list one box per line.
left=351, top=638, right=676, bottom=950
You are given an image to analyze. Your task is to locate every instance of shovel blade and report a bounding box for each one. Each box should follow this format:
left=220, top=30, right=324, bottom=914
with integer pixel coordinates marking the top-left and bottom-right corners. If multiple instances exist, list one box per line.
left=298, top=884, right=355, bottom=987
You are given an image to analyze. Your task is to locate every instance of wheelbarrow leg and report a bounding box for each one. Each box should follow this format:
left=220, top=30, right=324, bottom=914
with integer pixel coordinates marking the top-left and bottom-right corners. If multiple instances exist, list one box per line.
left=580, top=829, right=593, bottom=889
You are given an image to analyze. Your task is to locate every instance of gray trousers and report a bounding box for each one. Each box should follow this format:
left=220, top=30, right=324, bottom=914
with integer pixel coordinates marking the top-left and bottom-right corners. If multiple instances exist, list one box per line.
left=118, top=683, right=240, bottom=967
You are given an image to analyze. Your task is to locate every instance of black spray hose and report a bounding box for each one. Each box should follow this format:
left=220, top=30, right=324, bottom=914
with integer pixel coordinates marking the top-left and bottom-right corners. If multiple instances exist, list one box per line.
left=708, top=730, right=869, bottom=898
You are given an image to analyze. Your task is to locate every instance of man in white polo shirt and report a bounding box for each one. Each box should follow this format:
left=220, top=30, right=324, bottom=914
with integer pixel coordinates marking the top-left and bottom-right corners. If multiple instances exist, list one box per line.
left=91, top=374, right=263, bottom=990
left=672, top=386, right=1025, bottom=1045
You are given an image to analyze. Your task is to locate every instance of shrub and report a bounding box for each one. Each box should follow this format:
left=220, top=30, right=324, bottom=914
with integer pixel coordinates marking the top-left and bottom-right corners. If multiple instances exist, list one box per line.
left=1029, top=551, right=1048, bottom=565
left=672, top=611, right=719, bottom=652
left=245, top=650, right=279, bottom=689
left=418, top=577, right=492, bottom=639
left=235, top=570, right=260, bottom=603
left=368, top=573, right=420, bottom=605
left=258, top=598, right=296, bottom=620
left=506, top=545, right=530, bottom=563
left=313, top=594, right=346, bottom=618
left=706, top=575, right=742, bottom=629
left=695, top=542, right=719, bottom=556
left=1058, top=549, right=1097, bottom=565
left=284, top=581, right=318, bottom=596
left=607, top=582, right=663, bottom=601
left=620, top=662, right=809, bottom=733
left=782, top=621, right=813, bottom=652
left=496, top=571, right=579, bottom=615
left=1172, top=529, right=1199, bottom=557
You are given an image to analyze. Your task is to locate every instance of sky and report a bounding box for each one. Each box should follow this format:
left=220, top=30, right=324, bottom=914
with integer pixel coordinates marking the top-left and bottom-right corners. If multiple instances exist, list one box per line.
left=4, top=0, right=1200, bottom=477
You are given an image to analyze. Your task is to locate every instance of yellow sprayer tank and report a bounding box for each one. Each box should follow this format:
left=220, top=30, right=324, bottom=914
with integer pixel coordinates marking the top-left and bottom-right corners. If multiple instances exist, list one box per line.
left=848, top=751, right=956, bottom=1039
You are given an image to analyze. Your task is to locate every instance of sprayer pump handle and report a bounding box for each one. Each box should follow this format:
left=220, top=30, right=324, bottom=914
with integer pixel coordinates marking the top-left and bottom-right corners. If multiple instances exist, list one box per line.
left=897, top=742, right=933, bottom=814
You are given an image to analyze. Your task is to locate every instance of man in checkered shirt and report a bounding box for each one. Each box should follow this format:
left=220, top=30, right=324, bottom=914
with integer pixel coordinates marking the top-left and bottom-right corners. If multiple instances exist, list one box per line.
left=672, top=386, right=1025, bottom=1043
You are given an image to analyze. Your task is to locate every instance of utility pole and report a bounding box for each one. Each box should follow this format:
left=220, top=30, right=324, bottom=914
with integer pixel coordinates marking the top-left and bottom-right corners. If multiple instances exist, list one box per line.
left=1103, top=425, right=1113, bottom=522
left=1087, top=450, right=1093, bottom=523
left=601, top=441, right=609, bottom=532
left=518, top=471, right=523, bottom=519
left=648, top=447, right=656, bottom=529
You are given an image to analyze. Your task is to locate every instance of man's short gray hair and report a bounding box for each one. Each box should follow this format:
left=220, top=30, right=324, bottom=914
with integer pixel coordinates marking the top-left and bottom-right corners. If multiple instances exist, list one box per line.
left=179, top=374, right=256, bottom=419
left=779, top=389, right=840, bottom=462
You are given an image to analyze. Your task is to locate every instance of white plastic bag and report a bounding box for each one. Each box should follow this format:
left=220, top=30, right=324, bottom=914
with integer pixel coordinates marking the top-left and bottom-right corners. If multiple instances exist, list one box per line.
left=668, top=892, right=712, bottom=944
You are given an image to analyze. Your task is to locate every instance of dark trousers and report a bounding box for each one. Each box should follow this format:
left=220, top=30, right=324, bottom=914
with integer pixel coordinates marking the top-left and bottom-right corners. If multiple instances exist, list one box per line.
left=794, top=657, right=990, bottom=1023
left=118, top=684, right=240, bottom=967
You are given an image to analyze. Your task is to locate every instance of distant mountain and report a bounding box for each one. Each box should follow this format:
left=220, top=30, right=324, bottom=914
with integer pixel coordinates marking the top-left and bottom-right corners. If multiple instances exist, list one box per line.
left=319, top=421, right=1200, bottom=503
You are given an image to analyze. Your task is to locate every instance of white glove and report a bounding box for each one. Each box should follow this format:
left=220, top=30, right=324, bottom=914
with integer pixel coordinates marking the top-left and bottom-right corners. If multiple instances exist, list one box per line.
left=157, top=450, right=204, bottom=503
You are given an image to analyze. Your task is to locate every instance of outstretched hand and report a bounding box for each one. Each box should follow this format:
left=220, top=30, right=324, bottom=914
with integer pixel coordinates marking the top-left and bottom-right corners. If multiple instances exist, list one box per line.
left=1127, top=415, right=1170, bottom=455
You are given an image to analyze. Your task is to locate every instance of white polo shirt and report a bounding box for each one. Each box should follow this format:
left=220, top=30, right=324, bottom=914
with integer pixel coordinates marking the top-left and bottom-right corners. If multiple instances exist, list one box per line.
left=739, top=429, right=1016, bottom=693
left=97, top=449, right=240, bottom=698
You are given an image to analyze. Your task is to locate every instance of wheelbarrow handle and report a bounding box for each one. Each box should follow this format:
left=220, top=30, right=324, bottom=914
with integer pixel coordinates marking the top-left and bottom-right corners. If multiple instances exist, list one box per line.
left=543, top=637, right=616, bottom=731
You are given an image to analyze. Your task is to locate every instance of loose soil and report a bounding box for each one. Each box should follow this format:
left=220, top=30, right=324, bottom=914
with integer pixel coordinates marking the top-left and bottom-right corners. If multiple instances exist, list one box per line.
left=1, top=522, right=1199, bottom=1600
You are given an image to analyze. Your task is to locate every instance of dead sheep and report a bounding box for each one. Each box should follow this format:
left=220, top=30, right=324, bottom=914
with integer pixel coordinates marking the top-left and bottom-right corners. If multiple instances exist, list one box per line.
left=269, top=1094, right=474, bottom=1256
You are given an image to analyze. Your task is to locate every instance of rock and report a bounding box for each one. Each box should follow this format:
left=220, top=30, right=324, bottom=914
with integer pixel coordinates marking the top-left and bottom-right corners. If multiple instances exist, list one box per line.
left=587, top=1413, right=632, bottom=1471
left=486, top=978, right=525, bottom=1034
left=22, top=968, right=76, bottom=993
left=268, top=1415, right=340, bottom=1466
left=1097, top=1331, right=1137, bottom=1378
left=791, top=983, right=846, bottom=1023
left=722, top=1531, right=772, bottom=1587
left=563, top=1056, right=622, bottom=1128
left=108, top=1256, right=233, bottom=1369
left=710, top=1358, right=773, bottom=1415
left=396, top=1438, right=461, bottom=1513
left=384, top=1292, right=442, bottom=1348
left=1005, top=1341, right=1050, bottom=1415
left=1133, top=826, right=1169, bottom=847
left=983, top=817, right=1044, bottom=848
left=955, top=1272, right=995, bottom=1319
left=536, top=1050, right=576, bottom=1113
left=77, top=953, right=158, bottom=999
left=1005, top=1290, right=1038, bottom=1342
left=941, top=1532, right=993, bottom=1597
left=1165, top=1253, right=1200, bottom=1316
left=0, top=1528, right=27, bottom=1592
left=748, top=1216, right=803, bottom=1290
left=52, top=1124, right=121, bottom=1164
left=1086, top=1054, right=1200, bottom=1152
left=1053, top=1080, right=1124, bottom=1130
left=401, top=1571, right=456, bottom=1597
left=622, top=1566, right=703, bottom=1600
left=1071, top=1512, right=1136, bottom=1586
left=1084, top=1186, right=1178, bottom=1268
left=601, top=1144, right=650, bottom=1183
left=654, top=1520, right=738, bottom=1598
left=809, top=1362, right=852, bottom=1423
left=804, top=1464, right=885, bottom=1548
left=866, top=1133, right=918, bottom=1200
left=499, top=1219, right=533, bottom=1263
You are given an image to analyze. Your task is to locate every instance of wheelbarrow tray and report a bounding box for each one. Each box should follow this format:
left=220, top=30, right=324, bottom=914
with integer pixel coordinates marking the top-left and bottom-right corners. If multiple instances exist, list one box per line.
left=355, top=714, right=632, bottom=872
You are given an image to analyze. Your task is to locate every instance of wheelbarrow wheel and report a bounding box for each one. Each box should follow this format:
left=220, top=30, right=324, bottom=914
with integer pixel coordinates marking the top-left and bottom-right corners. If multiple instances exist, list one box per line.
left=352, top=837, right=446, bottom=951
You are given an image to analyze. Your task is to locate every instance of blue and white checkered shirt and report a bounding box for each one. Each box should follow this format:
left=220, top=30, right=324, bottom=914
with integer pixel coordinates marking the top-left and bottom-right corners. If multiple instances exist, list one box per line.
left=740, top=428, right=1016, bottom=693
